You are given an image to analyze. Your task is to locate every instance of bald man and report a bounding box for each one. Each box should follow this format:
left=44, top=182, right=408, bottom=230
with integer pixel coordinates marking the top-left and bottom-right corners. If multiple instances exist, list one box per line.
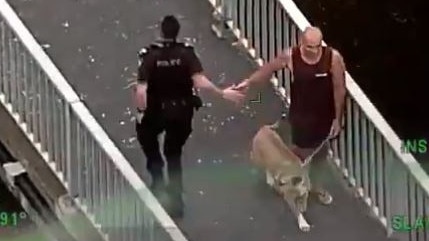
left=235, top=26, right=346, bottom=205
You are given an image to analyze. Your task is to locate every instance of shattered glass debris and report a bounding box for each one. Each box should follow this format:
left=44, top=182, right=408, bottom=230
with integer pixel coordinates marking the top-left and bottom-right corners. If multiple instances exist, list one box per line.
left=61, top=21, right=69, bottom=28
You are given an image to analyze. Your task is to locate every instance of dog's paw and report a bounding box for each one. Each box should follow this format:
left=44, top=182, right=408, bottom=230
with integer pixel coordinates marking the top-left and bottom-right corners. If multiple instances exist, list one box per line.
left=298, top=214, right=311, bottom=232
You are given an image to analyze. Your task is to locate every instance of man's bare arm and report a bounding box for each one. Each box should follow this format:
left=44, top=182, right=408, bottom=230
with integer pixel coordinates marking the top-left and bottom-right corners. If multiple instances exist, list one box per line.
left=192, top=73, right=224, bottom=97
left=243, top=48, right=291, bottom=87
left=331, top=49, right=346, bottom=124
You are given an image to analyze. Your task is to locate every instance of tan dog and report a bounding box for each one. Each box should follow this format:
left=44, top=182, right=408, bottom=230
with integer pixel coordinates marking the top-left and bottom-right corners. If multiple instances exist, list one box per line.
left=250, top=124, right=312, bottom=232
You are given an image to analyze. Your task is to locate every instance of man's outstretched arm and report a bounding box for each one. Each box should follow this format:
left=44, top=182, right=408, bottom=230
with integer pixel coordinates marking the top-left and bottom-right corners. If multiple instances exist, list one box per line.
left=236, top=48, right=292, bottom=90
left=331, top=49, right=346, bottom=124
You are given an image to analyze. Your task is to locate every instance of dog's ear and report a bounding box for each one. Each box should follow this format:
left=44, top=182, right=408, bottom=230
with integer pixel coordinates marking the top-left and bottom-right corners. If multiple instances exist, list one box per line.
left=291, top=176, right=303, bottom=186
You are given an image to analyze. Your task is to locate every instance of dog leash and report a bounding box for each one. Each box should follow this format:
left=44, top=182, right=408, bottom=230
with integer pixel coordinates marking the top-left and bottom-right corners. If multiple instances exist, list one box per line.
left=302, top=135, right=332, bottom=166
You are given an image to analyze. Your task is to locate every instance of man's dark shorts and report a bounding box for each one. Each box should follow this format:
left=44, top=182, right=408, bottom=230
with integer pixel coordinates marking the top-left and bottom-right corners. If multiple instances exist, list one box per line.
left=291, top=124, right=331, bottom=149
left=274, top=117, right=332, bottom=149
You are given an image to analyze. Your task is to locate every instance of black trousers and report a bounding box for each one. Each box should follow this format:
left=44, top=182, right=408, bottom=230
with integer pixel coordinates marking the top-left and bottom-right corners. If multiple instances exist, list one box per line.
left=136, top=101, right=193, bottom=196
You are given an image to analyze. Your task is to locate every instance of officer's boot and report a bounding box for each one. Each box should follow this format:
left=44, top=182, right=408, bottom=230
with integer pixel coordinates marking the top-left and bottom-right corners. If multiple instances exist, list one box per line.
left=149, top=168, right=169, bottom=208
left=166, top=169, right=184, bottom=218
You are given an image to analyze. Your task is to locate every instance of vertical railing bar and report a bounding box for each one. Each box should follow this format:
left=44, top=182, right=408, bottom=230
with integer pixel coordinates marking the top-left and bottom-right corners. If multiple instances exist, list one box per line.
left=48, top=81, right=56, bottom=164
left=56, top=92, right=63, bottom=170
left=86, top=137, right=94, bottom=213
left=82, top=129, right=89, bottom=206
left=69, top=111, right=78, bottom=196
left=406, top=174, right=412, bottom=240
left=60, top=98, right=66, bottom=176
left=368, top=121, right=376, bottom=207
left=39, top=73, right=47, bottom=151
left=0, top=20, right=5, bottom=95
left=353, top=101, right=362, bottom=189
left=77, top=122, right=83, bottom=200
left=121, top=178, right=127, bottom=241
left=375, top=132, right=384, bottom=217
left=274, top=4, right=283, bottom=85
left=361, top=115, right=369, bottom=197
left=19, top=45, right=26, bottom=120
left=260, top=0, right=267, bottom=60
left=414, top=183, right=423, bottom=241
left=105, top=162, right=113, bottom=238
left=253, top=0, right=260, bottom=58
left=268, top=0, right=275, bottom=62
left=4, top=28, right=11, bottom=102
left=15, top=42, right=22, bottom=116
left=383, top=142, right=392, bottom=231
left=113, top=170, right=119, bottom=241
left=99, top=153, right=107, bottom=232
left=244, top=0, right=250, bottom=44
left=20, top=49, right=26, bottom=121
left=64, top=102, right=71, bottom=188
left=238, top=0, right=245, bottom=36
left=25, top=58, right=34, bottom=133
left=92, top=148, right=100, bottom=222
left=422, top=196, right=429, bottom=241
left=130, top=193, right=137, bottom=241
left=7, top=30, right=15, bottom=105
left=236, top=0, right=241, bottom=30
left=264, top=0, right=270, bottom=61
left=97, top=152, right=105, bottom=226
left=339, top=118, right=347, bottom=169
left=346, top=97, right=353, bottom=179
left=32, top=67, right=39, bottom=143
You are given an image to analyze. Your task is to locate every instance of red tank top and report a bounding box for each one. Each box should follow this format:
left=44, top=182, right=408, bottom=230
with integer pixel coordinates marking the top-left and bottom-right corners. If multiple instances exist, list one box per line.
left=289, top=46, right=336, bottom=130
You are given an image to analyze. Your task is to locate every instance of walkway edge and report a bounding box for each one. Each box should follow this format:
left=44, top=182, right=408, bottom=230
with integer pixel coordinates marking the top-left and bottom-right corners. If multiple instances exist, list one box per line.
left=0, top=0, right=188, bottom=240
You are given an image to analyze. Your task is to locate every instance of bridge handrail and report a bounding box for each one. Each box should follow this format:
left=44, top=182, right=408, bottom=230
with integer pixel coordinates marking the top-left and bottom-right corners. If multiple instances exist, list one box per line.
left=209, top=0, right=429, bottom=239
left=0, top=0, right=187, bottom=240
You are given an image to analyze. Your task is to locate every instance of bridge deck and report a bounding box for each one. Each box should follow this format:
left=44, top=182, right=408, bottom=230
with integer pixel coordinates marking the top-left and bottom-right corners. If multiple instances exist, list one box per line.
left=8, top=0, right=394, bottom=240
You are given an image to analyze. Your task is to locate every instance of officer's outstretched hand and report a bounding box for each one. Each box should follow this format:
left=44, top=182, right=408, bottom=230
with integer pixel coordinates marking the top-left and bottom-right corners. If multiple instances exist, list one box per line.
left=222, top=85, right=246, bottom=106
left=232, top=79, right=250, bottom=93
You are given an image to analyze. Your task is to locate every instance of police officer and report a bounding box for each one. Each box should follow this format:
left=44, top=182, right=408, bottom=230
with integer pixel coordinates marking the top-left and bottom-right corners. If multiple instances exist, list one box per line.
left=133, top=15, right=244, bottom=218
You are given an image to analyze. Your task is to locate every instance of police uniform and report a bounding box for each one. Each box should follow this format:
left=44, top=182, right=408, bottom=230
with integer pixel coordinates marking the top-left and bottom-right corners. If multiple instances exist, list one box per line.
left=135, top=39, right=203, bottom=216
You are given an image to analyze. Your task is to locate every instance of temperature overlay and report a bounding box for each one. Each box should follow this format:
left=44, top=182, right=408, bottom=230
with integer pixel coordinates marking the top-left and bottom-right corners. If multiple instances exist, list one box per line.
left=0, top=211, right=28, bottom=227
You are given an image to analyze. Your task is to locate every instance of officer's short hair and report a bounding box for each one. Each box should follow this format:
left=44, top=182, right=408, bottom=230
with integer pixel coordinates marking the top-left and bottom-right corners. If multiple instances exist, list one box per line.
left=161, top=15, right=180, bottom=39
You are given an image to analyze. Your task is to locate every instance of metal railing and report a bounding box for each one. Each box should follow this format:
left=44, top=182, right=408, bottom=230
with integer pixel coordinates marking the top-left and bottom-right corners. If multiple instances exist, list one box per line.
left=0, top=0, right=188, bottom=240
left=209, top=0, right=429, bottom=240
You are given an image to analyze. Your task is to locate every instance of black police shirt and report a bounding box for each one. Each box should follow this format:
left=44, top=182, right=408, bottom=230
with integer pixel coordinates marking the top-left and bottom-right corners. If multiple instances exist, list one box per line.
left=137, top=40, right=203, bottom=100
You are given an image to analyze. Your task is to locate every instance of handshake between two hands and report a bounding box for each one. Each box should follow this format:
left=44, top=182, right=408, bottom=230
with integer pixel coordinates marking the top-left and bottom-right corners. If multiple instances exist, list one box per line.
left=132, top=79, right=251, bottom=111
left=221, top=79, right=250, bottom=105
